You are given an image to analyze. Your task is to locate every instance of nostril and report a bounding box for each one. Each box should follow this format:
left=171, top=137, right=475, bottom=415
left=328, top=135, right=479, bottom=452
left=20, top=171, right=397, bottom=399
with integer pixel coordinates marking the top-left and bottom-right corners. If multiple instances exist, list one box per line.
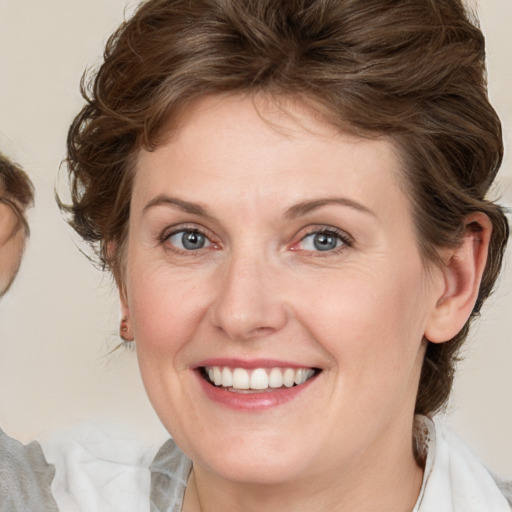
left=251, top=326, right=276, bottom=336
left=210, top=296, right=289, bottom=341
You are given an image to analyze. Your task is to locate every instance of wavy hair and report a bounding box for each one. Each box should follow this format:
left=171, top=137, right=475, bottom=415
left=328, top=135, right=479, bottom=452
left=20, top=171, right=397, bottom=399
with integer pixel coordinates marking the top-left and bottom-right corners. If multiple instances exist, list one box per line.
left=61, top=0, right=509, bottom=415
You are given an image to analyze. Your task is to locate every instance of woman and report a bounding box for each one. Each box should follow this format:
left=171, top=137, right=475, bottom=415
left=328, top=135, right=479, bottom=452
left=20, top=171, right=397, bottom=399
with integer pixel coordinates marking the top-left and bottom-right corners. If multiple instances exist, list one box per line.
left=0, top=152, right=59, bottom=511
left=62, top=0, right=511, bottom=510
left=0, top=153, right=33, bottom=297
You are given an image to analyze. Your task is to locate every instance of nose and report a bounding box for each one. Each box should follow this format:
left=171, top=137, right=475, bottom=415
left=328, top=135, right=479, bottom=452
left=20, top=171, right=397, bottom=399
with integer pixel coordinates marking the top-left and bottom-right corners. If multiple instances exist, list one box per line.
left=209, top=251, right=288, bottom=341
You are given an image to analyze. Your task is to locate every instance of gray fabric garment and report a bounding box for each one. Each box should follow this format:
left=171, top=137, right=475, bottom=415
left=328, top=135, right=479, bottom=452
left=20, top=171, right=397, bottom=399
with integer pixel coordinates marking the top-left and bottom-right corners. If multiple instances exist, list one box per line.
left=0, top=427, right=58, bottom=512
left=149, top=439, right=191, bottom=512
left=492, top=472, right=512, bottom=507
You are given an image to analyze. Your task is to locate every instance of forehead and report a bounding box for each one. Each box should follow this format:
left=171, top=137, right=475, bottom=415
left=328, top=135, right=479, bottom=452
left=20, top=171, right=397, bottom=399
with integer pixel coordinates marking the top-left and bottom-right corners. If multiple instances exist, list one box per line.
left=157, top=93, right=386, bottom=151
left=133, top=94, right=408, bottom=214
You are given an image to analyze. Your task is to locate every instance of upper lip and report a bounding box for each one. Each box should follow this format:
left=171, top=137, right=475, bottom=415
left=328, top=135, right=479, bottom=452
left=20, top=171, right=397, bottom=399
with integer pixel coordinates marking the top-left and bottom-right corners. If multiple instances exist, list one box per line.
left=192, top=358, right=318, bottom=370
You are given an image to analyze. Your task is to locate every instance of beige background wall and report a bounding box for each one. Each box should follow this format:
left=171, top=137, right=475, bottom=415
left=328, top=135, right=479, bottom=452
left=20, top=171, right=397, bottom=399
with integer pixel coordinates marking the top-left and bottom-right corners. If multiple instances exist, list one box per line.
left=0, top=0, right=510, bottom=478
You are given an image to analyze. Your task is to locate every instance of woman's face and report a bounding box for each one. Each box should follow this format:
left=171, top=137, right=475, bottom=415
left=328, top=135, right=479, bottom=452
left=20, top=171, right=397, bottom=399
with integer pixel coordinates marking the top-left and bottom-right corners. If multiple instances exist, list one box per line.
left=122, top=94, right=445, bottom=484
left=0, top=196, right=26, bottom=295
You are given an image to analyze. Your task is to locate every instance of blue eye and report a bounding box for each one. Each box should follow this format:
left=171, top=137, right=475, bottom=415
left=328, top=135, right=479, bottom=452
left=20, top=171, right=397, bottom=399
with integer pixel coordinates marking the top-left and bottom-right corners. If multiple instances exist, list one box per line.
left=167, top=230, right=211, bottom=251
left=299, top=231, right=346, bottom=252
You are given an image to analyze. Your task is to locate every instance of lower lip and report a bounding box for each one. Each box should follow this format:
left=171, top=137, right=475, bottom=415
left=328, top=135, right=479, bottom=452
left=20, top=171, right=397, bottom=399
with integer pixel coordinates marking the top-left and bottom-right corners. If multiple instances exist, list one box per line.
left=195, top=370, right=317, bottom=411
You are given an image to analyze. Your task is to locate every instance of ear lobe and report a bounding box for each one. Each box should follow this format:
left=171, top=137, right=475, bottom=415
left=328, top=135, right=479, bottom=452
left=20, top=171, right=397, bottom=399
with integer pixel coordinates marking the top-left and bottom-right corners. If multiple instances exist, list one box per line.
left=424, top=212, right=492, bottom=344
left=119, top=314, right=134, bottom=342
left=118, top=290, right=134, bottom=342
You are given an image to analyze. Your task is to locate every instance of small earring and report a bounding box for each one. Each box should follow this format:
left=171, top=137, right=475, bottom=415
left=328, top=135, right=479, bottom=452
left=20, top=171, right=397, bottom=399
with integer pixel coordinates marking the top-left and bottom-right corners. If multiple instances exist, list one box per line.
left=120, top=316, right=134, bottom=342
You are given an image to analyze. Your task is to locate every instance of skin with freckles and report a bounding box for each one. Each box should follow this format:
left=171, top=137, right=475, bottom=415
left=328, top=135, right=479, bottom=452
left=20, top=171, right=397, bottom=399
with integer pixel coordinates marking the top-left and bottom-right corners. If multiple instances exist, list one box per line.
left=120, top=94, right=488, bottom=512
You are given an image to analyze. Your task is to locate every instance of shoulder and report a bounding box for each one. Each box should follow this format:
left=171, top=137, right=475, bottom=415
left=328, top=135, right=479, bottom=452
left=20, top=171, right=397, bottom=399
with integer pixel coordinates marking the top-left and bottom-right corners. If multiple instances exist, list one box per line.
left=414, top=416, right=512, bottom=512
left=150, top=438, right=192, bottom=512
left=0, top=426, right=58, bottom=511
left=41, top=422, right=162, bottom=512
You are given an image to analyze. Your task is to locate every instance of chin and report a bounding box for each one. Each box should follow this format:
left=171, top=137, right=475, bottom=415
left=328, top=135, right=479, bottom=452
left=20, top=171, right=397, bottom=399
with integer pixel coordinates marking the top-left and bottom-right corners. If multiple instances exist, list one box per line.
left=205, top=452, right=308, bottom=485
left=180, top=428, right=315, bottom=485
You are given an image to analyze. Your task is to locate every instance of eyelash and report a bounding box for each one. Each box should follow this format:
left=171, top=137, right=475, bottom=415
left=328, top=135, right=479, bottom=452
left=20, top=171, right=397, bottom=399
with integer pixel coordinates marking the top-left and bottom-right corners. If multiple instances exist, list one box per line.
left=159, top=225, right=353, bottom=255
left=160, top=225, right=218, bottom=255
left=292, top=227, right=353, bottom=256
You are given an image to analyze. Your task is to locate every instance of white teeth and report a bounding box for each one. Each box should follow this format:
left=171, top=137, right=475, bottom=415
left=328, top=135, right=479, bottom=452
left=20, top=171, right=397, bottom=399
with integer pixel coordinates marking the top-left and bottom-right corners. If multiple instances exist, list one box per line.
left=250, top=368, right=268, bottom=390
left=232, top=368, right=250, bottom=389
left=294, top=368, right=315, bottom=385
left=268, top=367, right=284, bottom=388
left=213, top=366, right=222, bottom=386
left=221, top=367, right=233, bottom=387
left=283, top=368, right=295, bottom=388
left=204, top=366, right=316, bottom=391
left=299, top=369, right=315, bottom=384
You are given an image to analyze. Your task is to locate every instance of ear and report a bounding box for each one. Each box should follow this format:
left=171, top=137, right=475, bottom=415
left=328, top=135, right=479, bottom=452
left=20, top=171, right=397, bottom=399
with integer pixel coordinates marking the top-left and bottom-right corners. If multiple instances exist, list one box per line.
left=107, top=240, right=134, bottom=341
left=118, top=287, right=134, bottom=342
left=424, top=212, right=492, bottom=344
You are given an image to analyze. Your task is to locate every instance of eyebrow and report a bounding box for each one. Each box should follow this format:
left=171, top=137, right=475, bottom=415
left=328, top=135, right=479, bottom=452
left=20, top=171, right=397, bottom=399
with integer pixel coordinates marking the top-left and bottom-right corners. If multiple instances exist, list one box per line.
left=143, top=195, right=211, bottom=217
left=143, top=194, right=375, bottom=220
left=284, top=197, right=375, bottom=219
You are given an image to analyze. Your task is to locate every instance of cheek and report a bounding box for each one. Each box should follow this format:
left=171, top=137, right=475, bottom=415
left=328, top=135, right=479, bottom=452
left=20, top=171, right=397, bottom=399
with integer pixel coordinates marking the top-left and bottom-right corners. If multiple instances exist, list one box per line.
left=127, top=263, right=210, bottom=357
left=0, top=234, right=24, bottom=290
left=126, top=266, right=212, bottom=422
left=295, top=261, right=429, bottom=371
left=0, top=207, right=20, bottom=245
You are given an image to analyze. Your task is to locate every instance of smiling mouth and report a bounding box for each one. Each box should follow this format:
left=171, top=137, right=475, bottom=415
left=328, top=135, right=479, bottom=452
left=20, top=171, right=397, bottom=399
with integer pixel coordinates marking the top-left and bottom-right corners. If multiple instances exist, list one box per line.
left=201, top=366, right=320, bottom=393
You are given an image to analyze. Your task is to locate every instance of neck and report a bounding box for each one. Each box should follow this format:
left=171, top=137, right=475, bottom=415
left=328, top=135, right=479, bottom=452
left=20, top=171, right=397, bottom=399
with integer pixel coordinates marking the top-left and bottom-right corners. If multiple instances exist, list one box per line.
left=182, top=419, right=424, bottom=512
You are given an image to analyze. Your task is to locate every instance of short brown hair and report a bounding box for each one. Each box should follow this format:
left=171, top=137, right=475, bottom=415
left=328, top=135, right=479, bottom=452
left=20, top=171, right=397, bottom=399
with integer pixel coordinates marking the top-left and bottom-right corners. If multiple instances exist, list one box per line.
left=62, top=0, right=509, bottom=415
left=0, top=152, right=33, bottom=236
left=0, top=153, right=34, bottom=206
